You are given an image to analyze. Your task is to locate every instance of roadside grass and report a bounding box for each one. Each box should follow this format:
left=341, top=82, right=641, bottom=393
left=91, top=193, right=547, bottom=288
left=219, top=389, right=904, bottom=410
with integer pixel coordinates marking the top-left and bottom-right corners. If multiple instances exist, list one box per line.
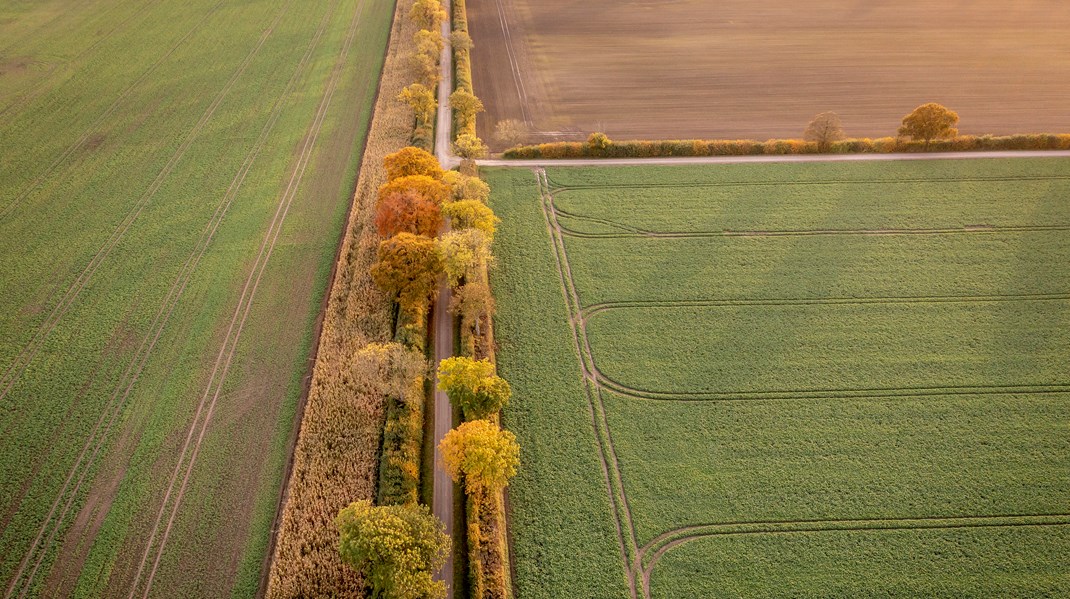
left=0, top=0, right=394, bottom=595
left=488, top=159, right=1070, bottom=596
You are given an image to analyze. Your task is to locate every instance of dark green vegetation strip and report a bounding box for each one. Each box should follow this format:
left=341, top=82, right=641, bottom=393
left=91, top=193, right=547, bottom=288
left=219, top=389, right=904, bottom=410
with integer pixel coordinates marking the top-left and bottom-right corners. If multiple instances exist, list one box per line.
left=489, top=159, right=1070, bottom=597
left=487, top=169, right=631, bottom=599
left=0, top=0, right=394, bottom=596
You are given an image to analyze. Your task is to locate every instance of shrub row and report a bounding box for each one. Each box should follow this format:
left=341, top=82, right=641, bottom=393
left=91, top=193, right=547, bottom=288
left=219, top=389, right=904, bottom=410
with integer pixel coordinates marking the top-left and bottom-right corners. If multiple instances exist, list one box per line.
left=503, top=133, right=1070, bottom=160
left=267, top=2, right=420, bottom=596
left=452, top=0, right=476, bottom=139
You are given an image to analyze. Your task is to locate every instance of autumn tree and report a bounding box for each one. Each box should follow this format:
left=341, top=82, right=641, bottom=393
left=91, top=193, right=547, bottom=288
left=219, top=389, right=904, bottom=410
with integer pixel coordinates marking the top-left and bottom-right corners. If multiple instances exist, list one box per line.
left=352, top=343, right=428, bottom=408
left=376, top=189, right=442, bottom=239
left=437, top=357, right=511, bottom=420
left=436, top=229, right=491, bottom=287
left=493, top=119, right=528, bottom=149
left=450, top=31, right=473, bottom=52
left=384, top=146, right=443, bottom=181
left=371, top=233, right=443, bottom=316
left=409, top=0, right=446, bottom=30
left=440, top=171, right=489, bottom=202
left=440, top=420, right=519, bottom=495
left=413, top=28, right=443, bottom=55
left=336, top=500, right=449, bottom=599
left=407, top=51, right=439, bottom=88
left=450, top=280, right=495, bottom=337
left=452, top=133, right=488, bottom=160
left=398, top=84, right=437, bottom=128
left=898, top=103, right=959, bottom=149
left=450, top=89, right=484, bottom=133
left=378, top=175, right=450, bottom=206
left=442, top=199, right=498, bottom=240
left=587, top=132, right=611, bottom=152
left=804, top=111, right=845, bottom=152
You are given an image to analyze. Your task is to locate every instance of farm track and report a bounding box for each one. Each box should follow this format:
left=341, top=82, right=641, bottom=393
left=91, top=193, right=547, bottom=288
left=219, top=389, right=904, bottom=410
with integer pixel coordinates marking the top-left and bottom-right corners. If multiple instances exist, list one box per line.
left=534, top=167, right=1070, bottom=598
left=0, top=0, right=229, bottom=412
left=545, top=173, right=1070, bottom=192
left=0, top=0, right=164, bottom=120
left=124, top=0, right=368, bottom=596
left=0, top=1, right=339, bottom=596
left=637, top=514, right=1070, bottom=597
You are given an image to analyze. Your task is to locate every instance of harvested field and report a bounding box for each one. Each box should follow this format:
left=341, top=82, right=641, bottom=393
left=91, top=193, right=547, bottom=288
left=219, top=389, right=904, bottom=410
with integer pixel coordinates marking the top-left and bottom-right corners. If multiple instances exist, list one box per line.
left=468, top=0, right=1070, bottom=148
left=487, top=159, right=1070, bottom=598
left=0, top=0, right=394, bottom=596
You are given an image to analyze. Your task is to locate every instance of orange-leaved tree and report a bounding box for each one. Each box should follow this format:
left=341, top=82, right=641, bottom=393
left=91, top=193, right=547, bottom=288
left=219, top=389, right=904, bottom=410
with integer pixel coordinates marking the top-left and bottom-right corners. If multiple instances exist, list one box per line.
left=384, top=146, right=443, bottom=181
left=898, top=103, right=959, bottom=149
left=371, top=233, right=443, bottom=317
left=376, top=189, right=442, bottom=238
left=378, top=174, right=450, bottom=206
left=439, top=420, right=519, bottom=496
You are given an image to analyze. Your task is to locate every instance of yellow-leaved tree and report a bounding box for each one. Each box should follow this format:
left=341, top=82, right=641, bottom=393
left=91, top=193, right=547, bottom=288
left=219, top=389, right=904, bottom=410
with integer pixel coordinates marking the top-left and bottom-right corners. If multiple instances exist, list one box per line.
left=898, top=103, right=959, bottom=149
left=383, top=146, right=443, bottom=181
left=442, top=199, right=498, bottom=240
left=439, top=419, right=519, bottom=495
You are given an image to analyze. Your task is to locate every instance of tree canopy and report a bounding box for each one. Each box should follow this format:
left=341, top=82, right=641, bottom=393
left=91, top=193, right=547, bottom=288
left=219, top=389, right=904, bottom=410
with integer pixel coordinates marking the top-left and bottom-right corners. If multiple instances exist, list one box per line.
left=384, top=146, right=443, bottom=181
left=899, top=103, right=959, bottom=148
left=442, top=199, right=498, bottom=240
left=452, top=133, right=488, bottom=160
left=376, top=189, right=442, bottom=239
left=439, top=419, right=519, bottom=495
left=437, top=356, right=511, bottom=420
left=335, top=500, right=449, bottom=599
left=352, top=342, right=428, bottom=408
left=378, top=175, right=450, bottom=206
left=408, top=0, right=446, bottom=30
left=436, top=229, right=491, bottom=288
left=371, top=233, right=443, bottom=316
left=803, top=112, right=844, bottom=152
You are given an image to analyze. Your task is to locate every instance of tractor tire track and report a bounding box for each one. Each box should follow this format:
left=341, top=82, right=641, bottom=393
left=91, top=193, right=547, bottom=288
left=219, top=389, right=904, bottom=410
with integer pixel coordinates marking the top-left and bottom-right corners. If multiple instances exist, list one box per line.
left=125, top=1, right=366, bottom=595
left=0, top=1, right=230, bottom=409
left=637, top=514, right=1070, bottom=598
left=536, top=168, right=642, bottom=597
left=0, top=0, right=165, bottom=119
left=1, top=2, right=333, bottom=595
left=491, top=0, right=530, bottom=125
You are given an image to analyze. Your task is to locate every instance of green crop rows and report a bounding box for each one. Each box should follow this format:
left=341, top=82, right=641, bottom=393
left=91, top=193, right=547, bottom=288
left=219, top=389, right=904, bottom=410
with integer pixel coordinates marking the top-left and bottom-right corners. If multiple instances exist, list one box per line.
left=487, top=159, right=1070, bottom=598
left=0, top=0, right=393, bottom=596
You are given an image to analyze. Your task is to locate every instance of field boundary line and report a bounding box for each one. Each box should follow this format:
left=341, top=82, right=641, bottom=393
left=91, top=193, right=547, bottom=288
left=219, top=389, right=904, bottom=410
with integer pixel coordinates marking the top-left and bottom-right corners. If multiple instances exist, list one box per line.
left=546, top=173, right=1070, bottom=192
left=637, top=514, right=1070, bottom=596
left=0, top=0, right=226, bottom=221
left=125, top=0, right=367, bottom=595
left=0, top=0, right=165, bottom=119
left=581, top=293, right=1070, bottom=319
left=0, top=2, right=339, bottom=595
left=0, top=0, right=237, bottom=412
left=537, top=169, right=644, bottom=598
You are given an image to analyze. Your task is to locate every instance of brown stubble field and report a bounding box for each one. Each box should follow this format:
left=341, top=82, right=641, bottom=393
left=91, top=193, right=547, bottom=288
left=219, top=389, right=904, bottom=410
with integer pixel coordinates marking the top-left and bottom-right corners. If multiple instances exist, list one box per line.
left=468, top=0, right=1070, bottom=148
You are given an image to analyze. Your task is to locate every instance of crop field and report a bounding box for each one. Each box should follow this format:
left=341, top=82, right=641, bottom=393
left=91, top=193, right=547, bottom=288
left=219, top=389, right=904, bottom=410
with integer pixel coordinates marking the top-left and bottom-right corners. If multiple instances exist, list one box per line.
left=467, top=0, right=1070, bottom=147
left=0, top=0, right=394, bottom=596
left=487, top=158, right=1070, bottom=598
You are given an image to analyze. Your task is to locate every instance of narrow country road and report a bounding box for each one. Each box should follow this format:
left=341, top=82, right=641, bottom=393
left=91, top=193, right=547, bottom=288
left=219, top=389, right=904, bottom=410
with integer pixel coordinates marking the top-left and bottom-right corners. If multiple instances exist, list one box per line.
left=477, top=149, right=1070, bottom=168
left=432, top=1, right=456, bottom=596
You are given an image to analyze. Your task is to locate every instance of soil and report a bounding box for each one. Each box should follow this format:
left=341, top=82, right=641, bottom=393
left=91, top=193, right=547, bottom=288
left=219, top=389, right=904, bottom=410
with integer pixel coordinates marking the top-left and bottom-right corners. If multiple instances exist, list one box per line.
left=468, top=0, right=1070, bottom=149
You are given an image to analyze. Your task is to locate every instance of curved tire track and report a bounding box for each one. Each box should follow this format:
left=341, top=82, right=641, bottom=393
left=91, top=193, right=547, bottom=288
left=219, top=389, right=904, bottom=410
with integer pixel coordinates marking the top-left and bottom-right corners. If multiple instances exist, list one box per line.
left=125, top=1, right=367, bottom=595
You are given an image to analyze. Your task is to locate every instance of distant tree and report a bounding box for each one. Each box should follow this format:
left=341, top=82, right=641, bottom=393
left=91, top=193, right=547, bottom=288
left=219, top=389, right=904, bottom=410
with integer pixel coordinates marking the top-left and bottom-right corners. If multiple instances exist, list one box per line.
left=409, top=0, right=446, bottom=30
left=587, top=132, right=611, bottom=153
left=376, top=189, right=442, bottom=238
left=804, top=112, right=845, bottom=152
left=384, top=146, right=443, bottom=181
left=449, top=90, right=484, bottom=133
left=452, top=134, right=488, bottom=160
left=450, top=31, right=473, bottom=52
left=436, top=229, right=491, bottom=287
left=352, top=342, right=428, bottom=408
left=378, top=175, right=450, bottom=206
left=335, top=500, right=449, bottom=599
left=397, top=84, right=438, bottom=127
left=439, top=420, right=519, bottom=495
left=493, top=119, right=528, bottom=149
left=371, top=233, right=443, bottom=316
left=437, top=357, right=511, bottom=420
left=898, top=103, right=959, bottom=149
left=442, top=199, right=498, bottom=240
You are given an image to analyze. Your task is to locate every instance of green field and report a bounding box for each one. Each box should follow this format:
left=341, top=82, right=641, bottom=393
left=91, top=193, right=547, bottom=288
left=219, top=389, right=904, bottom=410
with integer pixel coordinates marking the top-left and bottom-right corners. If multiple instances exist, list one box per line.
left=0, top=0, right=393, bottom=596
left=487, top=159, right=1070, bottom=598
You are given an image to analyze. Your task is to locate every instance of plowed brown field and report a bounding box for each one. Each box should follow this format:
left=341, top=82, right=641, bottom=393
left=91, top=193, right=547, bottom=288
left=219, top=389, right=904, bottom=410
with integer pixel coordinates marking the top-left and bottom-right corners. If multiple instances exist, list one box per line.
left=468, top=0, right=1070, bottom=149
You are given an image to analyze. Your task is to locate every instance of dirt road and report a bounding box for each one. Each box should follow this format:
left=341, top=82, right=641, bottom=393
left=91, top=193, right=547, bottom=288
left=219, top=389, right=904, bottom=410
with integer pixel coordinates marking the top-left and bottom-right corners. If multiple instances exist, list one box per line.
left=478, top=150, right=1070, bottom=168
